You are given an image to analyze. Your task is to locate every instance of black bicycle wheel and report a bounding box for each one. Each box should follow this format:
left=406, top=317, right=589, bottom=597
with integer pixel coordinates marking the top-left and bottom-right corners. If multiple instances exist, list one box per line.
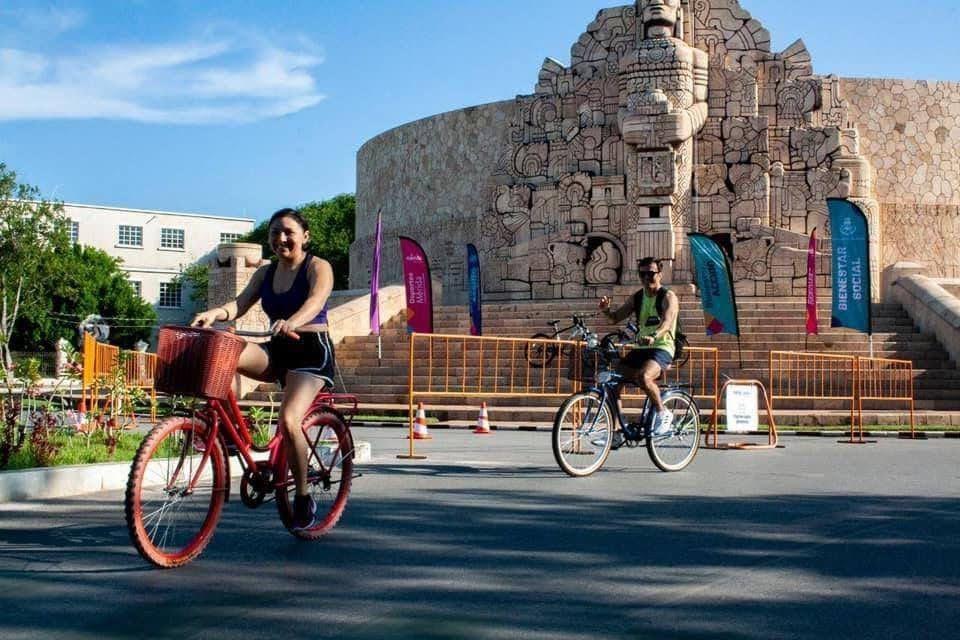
left=526, top=333, right=559, bottom=368
left=646, top=390, right=700, bottom=472
left=552, top=391, right=614, bottom=477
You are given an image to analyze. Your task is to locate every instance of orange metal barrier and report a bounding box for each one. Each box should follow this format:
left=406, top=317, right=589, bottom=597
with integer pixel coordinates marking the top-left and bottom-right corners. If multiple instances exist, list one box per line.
left=82, top=333, right=157, bottom=423
left=403, top=333, right=720, bottom=458
left=857, top=356, right=915, bottom=438
left=769, top=350, right=859, bottom=438
left=769, top=350, right=917, bottom=443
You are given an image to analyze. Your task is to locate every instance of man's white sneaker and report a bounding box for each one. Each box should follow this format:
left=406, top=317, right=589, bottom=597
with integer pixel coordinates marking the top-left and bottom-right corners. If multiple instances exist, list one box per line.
left=651, top=410, right=674, bottom=436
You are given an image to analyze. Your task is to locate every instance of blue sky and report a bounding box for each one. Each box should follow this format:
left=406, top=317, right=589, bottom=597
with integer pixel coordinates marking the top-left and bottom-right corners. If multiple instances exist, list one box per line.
left=1, top=0, right=958, bottom=222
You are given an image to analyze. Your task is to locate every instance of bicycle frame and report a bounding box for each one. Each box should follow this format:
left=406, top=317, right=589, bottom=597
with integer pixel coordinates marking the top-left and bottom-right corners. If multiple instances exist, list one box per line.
left=179, top=389, right=358, bottom=497
left=585, top=372, right=692, bottom=436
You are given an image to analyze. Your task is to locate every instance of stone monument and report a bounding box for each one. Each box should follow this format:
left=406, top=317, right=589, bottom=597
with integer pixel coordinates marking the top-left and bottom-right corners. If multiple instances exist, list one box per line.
left=352, top=0, right=959, bottom=303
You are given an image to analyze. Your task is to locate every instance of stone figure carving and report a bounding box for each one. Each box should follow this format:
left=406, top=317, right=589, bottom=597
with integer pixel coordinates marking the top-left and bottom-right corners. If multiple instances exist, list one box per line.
left=618, top=0, right=708, bottom=281
left=474, top=0, right=882, bottom=301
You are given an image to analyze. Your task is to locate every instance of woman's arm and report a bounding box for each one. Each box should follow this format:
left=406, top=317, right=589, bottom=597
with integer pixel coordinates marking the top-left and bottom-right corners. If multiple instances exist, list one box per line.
left=284, top=257, right=334, bottom=330
left=191, top=264, right=269, bottom=326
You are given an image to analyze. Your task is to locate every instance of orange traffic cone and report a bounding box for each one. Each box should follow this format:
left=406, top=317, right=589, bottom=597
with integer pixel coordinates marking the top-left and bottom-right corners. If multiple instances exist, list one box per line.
left=474, top=402, right=492, bottom=435
left=410, top=402, right=433, bottom=440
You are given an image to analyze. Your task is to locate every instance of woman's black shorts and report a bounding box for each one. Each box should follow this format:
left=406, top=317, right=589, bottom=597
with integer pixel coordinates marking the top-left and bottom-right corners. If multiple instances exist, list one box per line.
left=260, top=331, right=335, bottom=388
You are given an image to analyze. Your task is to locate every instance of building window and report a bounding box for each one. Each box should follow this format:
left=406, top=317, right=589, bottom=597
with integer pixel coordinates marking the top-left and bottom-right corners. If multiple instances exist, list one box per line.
left=130, top=280, right=142, bottom=297
left=69, top=220, right=79, bottom=244
left=118, top=225, right=143, bottom=247
left=158, top=282, right=182, bottom=308
left=220, top=232, right=242, bottom=244
left=160, top=228, right=185, bottom=250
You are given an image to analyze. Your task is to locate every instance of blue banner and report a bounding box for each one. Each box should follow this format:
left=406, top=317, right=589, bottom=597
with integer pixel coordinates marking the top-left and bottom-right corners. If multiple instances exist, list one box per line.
left=467, top=243, right=482, bottom=336
left=688, top=233, right=740, bottom=336
left=827, top=199, right=872, bottom=334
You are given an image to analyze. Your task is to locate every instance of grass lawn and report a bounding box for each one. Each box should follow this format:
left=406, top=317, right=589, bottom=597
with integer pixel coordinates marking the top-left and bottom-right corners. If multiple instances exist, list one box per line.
left=3, top=431, right=144, bottom=471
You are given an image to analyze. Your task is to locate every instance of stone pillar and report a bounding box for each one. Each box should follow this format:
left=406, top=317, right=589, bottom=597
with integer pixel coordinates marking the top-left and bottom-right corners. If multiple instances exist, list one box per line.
left=208, top=242, right=271, bottom=397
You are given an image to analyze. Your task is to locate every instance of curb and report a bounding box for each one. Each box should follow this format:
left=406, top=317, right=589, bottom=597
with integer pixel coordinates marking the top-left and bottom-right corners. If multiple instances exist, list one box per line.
left=0, top=441, right=372, bottom=503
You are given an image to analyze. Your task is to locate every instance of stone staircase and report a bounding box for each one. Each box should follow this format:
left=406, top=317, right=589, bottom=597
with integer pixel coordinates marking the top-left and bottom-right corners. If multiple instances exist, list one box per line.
left=244, top=294, right=959, bottom=427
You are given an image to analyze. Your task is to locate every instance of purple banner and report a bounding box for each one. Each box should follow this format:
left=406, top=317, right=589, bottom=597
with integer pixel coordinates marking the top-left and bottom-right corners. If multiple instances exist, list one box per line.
left=399, top=236, right=434, bottom=334
left=369, top=210, right=383, bottom=335
left=806, top=228, right=819, bottom=335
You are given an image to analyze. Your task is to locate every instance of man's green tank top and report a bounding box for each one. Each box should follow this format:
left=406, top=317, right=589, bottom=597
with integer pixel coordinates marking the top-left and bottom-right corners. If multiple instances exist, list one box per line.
left=636, top=289, right=676, bottom=357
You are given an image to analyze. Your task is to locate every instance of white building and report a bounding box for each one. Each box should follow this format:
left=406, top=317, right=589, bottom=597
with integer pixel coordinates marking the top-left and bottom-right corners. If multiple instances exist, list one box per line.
left=62, top=202, right=255, bottom=327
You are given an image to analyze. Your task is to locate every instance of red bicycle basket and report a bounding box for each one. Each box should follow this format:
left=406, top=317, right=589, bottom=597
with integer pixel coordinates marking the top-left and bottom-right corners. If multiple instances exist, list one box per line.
left=155, top=326, right=246, bottom=400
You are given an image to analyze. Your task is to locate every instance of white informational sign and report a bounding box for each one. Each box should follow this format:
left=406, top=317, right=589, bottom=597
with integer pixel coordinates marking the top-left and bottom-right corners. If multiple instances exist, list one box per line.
left=726, top=384, right=759, bottom=433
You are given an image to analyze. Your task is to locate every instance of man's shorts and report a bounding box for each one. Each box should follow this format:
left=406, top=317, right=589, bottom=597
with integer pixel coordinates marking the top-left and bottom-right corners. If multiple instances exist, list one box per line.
left=260, top=331, right=336, bottom=388
left=621, top=347, right=673, bottom=372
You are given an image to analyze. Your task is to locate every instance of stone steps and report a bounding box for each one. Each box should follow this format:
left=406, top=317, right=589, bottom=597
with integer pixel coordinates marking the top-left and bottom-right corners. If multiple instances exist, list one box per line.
left=266, top=296, right=960, bottom=419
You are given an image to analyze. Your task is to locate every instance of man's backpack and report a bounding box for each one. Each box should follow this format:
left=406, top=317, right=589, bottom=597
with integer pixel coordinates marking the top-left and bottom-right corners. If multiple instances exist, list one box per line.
left=633, top=287, right=689, bottom=363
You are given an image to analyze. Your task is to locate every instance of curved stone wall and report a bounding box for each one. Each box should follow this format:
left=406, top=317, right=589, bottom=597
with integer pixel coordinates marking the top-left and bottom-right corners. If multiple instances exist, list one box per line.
left=350, top=100, right=517, bottom=293
left=842, top=78, right=960, bottom=277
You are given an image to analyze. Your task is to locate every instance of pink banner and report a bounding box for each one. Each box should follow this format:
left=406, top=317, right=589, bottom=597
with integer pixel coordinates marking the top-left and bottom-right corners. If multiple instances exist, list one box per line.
left=399, top=236, right=433, bottom=334
left=806, top=228, right=819, bottom=335
left=369, top=210, right=382, bottom=335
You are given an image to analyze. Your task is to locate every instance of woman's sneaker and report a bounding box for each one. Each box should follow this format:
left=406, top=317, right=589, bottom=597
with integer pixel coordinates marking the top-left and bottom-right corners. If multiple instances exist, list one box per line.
left=292, top=494, right=317, bottom=530
left=651, top=410, right=674, bottom=436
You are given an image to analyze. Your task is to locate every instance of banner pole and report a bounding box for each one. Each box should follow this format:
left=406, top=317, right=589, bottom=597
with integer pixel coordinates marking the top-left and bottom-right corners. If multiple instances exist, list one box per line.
left=737, top=335, right=744, bottom=369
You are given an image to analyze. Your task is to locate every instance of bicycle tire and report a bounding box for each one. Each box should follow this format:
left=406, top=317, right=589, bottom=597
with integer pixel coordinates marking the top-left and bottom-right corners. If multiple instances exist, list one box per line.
left=646, top=390, right=700, bottom=472
left=276, top=408, right=354, bottom=540
left=125, top=416, right=227, bottom=568
left=526, top=333, right=559, bottom=368
left=552, top=391, right=614, bottom=477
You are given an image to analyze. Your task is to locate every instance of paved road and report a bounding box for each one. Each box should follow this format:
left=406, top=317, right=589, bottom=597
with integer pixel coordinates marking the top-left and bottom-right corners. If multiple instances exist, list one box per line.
left=1, top=429, right=958, bottom=639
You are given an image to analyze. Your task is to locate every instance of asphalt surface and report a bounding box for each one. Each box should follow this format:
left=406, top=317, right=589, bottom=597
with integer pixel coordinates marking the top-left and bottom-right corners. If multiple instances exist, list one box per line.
left=1, top=428, right=958, bottom=639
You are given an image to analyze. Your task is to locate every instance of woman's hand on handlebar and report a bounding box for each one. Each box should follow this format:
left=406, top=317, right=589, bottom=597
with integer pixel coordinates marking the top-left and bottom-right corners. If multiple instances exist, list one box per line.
left=270, top=319, right=301, bottom=341
left=191, top=309, right=222, bottom=328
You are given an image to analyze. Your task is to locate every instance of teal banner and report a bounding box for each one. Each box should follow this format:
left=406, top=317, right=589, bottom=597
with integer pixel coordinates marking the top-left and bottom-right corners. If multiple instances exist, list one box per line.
left=689, top=233, right=740, bottom=337
left=467, top=244, right=482, bottom=336
left=827, top=199, right=872, bottom=334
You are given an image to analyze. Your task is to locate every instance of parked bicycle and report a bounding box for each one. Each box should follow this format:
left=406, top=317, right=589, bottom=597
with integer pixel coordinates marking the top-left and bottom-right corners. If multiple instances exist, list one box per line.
left=525, top=314, right=595, bottom=367
left=552, top=332, right=701, bottom=477
left=124, top=326, right=357, bottom=568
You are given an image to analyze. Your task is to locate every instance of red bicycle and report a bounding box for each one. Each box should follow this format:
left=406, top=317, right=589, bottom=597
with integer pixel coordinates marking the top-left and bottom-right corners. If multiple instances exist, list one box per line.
left=124, top=326, right=357, bottom=568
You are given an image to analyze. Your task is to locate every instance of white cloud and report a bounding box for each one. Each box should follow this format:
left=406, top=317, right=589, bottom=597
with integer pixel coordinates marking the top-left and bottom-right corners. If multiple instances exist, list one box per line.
left=0, top=6, right=86, bottom=37
left=0, top=35, right=325, bottom=125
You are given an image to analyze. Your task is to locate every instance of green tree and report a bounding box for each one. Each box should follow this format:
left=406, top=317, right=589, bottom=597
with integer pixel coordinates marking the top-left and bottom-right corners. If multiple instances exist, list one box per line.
left=0, top=163, right=70, bottom=377
left=243, top=194, right=355, bottom=289
left=13, top=245, right=156, bottom=350
left=174, top=262, right=210, bottom=308
left=0, top=163, right=156, bottom=356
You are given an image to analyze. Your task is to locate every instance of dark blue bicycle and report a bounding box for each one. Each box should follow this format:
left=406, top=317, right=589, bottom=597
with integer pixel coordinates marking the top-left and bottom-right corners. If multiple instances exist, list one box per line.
left=551, top=334, right=701, bottom=477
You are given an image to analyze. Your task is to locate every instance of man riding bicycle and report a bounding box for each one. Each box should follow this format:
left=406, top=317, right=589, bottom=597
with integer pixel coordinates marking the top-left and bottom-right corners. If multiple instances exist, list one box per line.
left=599, top=256, right=679, bottom=438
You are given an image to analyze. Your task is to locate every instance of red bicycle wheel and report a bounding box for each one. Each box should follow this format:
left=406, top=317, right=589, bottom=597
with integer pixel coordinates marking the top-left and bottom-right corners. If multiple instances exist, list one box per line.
left=276, top=409, right=354, bottom=540
left=125, top=417, right=227, bottom=568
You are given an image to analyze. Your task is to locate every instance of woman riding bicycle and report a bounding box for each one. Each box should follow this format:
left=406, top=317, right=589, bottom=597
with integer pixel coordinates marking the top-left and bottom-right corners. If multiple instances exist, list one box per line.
left=192, top=207, right=335, bottom=530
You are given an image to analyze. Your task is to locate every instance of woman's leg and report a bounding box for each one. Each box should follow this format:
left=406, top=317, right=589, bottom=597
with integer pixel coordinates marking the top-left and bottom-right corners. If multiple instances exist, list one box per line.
left=278, top=371, right=328, bottom=495
left=235, top=342, right=275, bottom=382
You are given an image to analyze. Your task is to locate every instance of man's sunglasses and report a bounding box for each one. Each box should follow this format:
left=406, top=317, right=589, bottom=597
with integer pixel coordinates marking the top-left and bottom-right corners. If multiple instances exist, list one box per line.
left=638, top=270, right=660, bottom=278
